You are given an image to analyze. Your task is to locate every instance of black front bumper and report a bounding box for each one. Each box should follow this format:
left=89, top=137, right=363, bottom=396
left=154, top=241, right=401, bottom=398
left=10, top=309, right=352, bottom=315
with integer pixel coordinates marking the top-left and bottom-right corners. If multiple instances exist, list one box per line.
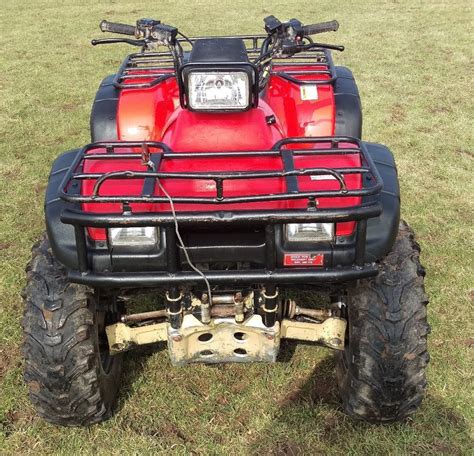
left=45, top=140, right=399, bottom=289
left=62, top=203, right=380, bottom=287
left=69, top=265, right=379, bottom=288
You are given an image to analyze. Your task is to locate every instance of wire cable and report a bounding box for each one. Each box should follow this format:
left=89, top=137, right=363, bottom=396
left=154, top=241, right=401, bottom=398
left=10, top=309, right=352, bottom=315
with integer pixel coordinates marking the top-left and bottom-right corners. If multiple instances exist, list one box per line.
left=155, top=177, right=213, bottom=305
left=178, top=31, right=194, bottom=47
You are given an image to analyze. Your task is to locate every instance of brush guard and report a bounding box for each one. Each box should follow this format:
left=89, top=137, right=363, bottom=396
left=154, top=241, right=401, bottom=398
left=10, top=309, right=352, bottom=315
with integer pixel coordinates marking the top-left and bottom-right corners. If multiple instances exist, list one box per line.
left=58, top=136, right=383, bottom=280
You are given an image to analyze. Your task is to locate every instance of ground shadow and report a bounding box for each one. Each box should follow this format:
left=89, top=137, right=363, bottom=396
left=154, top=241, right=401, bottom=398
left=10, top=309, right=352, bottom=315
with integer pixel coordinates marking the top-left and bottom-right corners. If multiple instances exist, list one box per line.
left=248, top=352, right=471, bottom=455
left=114, top=342, right=167, bottom=415
left=278, top=347, right=340, bottom=406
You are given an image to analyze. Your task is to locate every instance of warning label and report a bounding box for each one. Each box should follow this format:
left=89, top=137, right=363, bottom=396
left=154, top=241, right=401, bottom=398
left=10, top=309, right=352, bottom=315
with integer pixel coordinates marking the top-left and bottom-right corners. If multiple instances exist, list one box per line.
left=283, top=253, right=324, bottom=267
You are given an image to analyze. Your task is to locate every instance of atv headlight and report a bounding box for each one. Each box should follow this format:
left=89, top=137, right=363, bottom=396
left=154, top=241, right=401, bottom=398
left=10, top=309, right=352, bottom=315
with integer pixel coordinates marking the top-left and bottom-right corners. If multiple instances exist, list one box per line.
left=108, top=227, right=159, bottom=247
left=187, top=71, right=250, bottom=111
left=285, top=223, right=334, bottom=242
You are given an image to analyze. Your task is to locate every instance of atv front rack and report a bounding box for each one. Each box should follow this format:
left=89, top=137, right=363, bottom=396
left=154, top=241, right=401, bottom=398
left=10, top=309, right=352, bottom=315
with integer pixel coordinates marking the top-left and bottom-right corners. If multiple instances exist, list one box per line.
left=114, top=35, right=336, bottom=89
left=58, top=137, right=383, bottom=279
left=59, top=137, right=383, bottom=205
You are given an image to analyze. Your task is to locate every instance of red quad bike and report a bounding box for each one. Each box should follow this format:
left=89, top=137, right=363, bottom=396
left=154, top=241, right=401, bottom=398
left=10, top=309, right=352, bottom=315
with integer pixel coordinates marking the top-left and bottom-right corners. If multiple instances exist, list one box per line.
left=23, top=16, right=429, bottom=426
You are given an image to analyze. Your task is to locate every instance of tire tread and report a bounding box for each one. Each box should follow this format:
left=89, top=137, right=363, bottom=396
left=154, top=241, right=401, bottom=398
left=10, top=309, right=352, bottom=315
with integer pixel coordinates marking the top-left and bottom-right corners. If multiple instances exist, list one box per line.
left=336, top=221, right=430, bottom=422
left=22, top=234, right=121, bottom=426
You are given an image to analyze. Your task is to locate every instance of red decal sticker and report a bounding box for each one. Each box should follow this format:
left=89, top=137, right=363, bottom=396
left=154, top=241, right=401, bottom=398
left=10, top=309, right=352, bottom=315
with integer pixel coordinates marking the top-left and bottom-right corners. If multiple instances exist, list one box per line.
left=284, top=253, right=324, bottom=267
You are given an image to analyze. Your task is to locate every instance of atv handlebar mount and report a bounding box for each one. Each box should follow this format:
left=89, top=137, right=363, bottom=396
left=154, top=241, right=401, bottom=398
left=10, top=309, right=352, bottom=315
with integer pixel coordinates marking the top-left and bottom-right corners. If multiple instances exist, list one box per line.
left=92, top=15, right=344, bottom=92
left=92, top=16, right=344, bottom=86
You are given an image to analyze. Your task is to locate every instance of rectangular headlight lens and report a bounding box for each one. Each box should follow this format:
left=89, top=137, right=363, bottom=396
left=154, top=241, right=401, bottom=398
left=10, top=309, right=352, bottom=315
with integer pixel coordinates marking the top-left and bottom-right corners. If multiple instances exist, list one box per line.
left=285, top=223, right=334, bottom=242
left=188, top=71, right=250, bottom=110
left=108, top=227, right=159, bottom=247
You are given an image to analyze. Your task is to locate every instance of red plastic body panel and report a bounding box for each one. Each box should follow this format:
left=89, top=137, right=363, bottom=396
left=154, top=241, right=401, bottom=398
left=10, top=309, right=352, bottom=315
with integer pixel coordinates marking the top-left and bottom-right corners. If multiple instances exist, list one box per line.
left=84, top=66, right=360, bottom=241
left=264, top=64, right=335, bottom=137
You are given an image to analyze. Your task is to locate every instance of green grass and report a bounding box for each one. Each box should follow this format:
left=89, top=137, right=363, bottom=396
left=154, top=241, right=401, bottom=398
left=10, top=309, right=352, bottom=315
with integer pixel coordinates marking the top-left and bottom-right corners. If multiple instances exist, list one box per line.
left=0, top=0, right=473, bottom=454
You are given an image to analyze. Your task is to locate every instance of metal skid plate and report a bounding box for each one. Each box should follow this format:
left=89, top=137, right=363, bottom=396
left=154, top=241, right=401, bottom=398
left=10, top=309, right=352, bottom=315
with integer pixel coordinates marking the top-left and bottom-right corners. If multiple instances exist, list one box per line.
left=168, top=314, right=280, bottom=366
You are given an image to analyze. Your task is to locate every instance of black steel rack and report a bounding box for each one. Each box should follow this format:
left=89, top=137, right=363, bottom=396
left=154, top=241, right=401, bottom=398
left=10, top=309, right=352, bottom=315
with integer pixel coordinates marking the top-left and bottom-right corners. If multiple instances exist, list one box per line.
left=114, top=35, right=337, bottom=89
left=59, top=137, right=383, bottom=206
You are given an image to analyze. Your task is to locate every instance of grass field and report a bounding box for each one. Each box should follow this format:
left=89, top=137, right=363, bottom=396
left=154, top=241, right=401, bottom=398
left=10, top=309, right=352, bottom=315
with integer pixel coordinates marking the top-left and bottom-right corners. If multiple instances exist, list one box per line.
left=0, top=0, right=473, bottom=454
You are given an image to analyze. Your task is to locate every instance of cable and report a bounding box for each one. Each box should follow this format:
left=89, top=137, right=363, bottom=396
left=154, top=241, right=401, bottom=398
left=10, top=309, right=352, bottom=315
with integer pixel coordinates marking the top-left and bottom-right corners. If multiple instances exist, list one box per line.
left=155, top=177, right=213, bottom=306
left=178, top=31, right=194, bottom=47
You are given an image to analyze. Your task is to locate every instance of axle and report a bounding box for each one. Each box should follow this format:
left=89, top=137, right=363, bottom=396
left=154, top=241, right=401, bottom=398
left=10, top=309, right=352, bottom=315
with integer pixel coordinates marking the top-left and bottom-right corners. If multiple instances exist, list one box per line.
left=120, top=292, right=335, bottom=324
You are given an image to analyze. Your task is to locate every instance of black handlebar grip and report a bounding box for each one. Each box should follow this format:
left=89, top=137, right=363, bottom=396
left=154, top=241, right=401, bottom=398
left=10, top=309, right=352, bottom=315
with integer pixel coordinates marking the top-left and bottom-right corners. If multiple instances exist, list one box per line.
left=302, top=20, right=339, bottom=35
left=99, top=20, right=136, bottom=36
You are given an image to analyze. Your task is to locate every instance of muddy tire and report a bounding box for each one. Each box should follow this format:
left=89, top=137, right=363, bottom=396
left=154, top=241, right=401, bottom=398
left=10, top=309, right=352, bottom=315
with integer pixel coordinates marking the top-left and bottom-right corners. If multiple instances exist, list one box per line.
left=336, top=221, right=429, bottom=422
left=22, top=235, right=123, bottom=426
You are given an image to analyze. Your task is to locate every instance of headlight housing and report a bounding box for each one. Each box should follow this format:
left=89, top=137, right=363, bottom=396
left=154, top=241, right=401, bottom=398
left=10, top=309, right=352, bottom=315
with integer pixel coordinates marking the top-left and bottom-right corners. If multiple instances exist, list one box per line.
left=187, top=71, right=250, bottom=111
left=108, top=227, right=159, bottom=247
left=285, top=223, right=334, bottom=242
left=179, top=38, right=258, bottom=112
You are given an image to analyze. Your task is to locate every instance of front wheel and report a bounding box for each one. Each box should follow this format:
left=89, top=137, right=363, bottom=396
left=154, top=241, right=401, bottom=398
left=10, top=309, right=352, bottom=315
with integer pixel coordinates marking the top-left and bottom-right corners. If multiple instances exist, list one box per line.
left=22, top=235, right=123, bottom=426
left=336, top=221, right=430, bottom=422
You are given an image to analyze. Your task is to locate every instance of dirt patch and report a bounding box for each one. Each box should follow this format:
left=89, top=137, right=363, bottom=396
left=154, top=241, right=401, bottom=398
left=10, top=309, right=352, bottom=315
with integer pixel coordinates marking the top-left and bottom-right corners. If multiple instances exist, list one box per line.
left=428, top=105, right=452, bottom=114
left=463, top=338, right=474, bottom=348
left=390, top=103, right=406, bottom=123
left=0, top=167, right=22, bottom=180
left=431, top=441, right=462, bottom=455
left=216, top=395, right=229, bottom=406
left=35, top=183, right=47, bottom=195
left=230, top=379, right=247, bottom=394
left=409, top=440, right=462, bottom=455
left=0, top=345, right=21, bottom=381
left=457, top=148, right=473, bottom=158
left=235, top=411, right=250, bottom=429
left=159, top=422, right=194, bottom=444
left=0, top=242, right=12, bottom=251
left=6, top=408, right=35, bottom=425
left=61, top=103, right=79, bottom=112
left=268, top=441, right=307, bottom=456
left=320, top=412, right=343, bottom=440
left=61, top=103, right=77, bottom=112
left=0, top=407, right=36, bottom=437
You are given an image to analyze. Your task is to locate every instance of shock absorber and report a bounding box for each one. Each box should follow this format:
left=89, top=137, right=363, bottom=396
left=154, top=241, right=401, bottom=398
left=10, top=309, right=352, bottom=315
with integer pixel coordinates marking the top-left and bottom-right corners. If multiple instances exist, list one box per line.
left=262, top=285, right=279, bottom=327
left=200, top=292, right=211, bottom=324
left=166, top=287, right=183, bottom=329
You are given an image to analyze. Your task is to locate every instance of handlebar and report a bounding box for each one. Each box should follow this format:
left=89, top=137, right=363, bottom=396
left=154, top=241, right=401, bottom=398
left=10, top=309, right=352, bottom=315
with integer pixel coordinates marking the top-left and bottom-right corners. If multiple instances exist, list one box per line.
left=302, top=20, right=339, bottom=36
left=94, top=16, right=343, bottom=93
left=99, top=20, right=136, bottom=36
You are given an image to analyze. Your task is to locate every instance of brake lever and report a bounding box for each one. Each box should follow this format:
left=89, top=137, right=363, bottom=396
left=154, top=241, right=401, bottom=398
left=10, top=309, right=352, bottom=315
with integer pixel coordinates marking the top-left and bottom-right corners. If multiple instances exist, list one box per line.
left=91, top=38, right=146, bottom=47
left=311, top=42, right=345, bottom=52
left=282, top=42, right=345, bottom=55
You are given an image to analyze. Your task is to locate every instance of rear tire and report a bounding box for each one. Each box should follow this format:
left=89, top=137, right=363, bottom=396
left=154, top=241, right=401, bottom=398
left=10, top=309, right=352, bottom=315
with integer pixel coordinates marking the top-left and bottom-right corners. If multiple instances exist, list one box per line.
left=22, top=235, right=123, bottom=426
left=336, top=221, right=429, bottom=422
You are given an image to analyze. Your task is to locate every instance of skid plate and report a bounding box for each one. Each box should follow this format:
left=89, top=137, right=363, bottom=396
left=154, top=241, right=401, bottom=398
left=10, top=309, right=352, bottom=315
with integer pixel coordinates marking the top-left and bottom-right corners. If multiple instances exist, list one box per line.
left=168, top=314, right=280, bottom=366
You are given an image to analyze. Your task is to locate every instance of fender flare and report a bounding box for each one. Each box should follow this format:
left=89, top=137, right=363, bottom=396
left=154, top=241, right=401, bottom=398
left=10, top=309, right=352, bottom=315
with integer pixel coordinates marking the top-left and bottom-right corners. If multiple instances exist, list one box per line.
left=334, top=66, right=363, bottom=139
left=90, top=75, right=119, bottom=142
